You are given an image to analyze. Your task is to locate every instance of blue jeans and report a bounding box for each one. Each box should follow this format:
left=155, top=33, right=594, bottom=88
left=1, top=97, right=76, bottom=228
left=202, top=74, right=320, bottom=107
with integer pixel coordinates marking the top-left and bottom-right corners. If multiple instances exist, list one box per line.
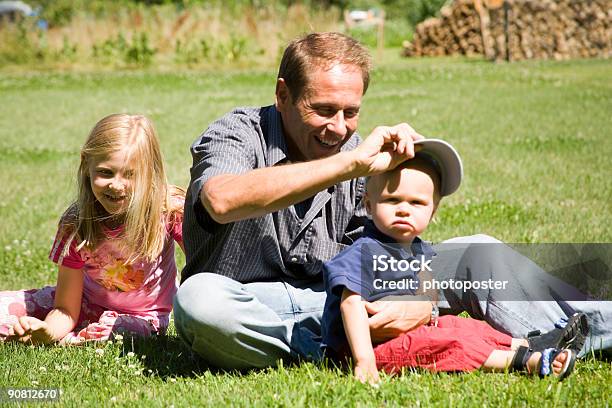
left=431, top=235, right=611, bottom=358
left=173, top=234, right=611, bottom=369
left=173, top=273, right=326, bottom=369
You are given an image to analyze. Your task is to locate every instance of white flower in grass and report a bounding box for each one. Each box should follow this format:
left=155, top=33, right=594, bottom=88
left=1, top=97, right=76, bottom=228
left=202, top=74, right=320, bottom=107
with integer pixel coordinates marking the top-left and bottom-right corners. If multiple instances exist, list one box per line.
left=114, top=334, right=124, bottom=341
left=39, top=366, right=47, bottom=372
left=95, top=348, right=105, bottom=356
left=110, top=396, right=117, bottom=402
left=169, top=378, right=177, bottom=383
left=140, top=355, right=146, bottom=360
left=32, top=380, right=39, bottom=385
left=127, top=352, right=135, bottom=358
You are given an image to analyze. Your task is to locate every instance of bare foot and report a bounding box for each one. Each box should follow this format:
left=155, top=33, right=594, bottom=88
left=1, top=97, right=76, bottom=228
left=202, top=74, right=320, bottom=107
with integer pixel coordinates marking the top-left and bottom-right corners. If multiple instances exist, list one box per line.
left=526, top=349, right=569, bottom=376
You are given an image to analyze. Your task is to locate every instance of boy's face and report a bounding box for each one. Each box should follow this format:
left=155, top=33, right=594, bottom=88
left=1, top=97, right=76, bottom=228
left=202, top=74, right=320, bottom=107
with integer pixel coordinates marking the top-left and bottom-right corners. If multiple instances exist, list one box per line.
left=365, top=166, right=438, bottom=243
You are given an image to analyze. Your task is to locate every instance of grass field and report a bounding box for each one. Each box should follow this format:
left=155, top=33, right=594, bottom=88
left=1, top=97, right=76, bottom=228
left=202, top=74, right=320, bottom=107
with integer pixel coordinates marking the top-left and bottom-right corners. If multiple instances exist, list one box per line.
left=0, top=52, right=611, bottom=406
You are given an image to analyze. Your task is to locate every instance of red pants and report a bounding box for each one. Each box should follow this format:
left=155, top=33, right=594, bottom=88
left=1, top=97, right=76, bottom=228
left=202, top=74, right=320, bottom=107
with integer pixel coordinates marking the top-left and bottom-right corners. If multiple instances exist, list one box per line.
left=374, top=315, right=513, bottom=373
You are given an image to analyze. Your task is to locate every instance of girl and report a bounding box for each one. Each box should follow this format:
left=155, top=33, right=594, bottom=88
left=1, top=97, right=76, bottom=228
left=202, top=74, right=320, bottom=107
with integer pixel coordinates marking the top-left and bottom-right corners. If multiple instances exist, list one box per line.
left=0, top=113, right=185, bottom=345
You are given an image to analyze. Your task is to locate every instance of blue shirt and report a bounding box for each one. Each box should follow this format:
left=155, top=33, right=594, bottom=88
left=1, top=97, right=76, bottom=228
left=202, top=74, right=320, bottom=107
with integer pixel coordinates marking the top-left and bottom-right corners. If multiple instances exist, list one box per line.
left=321, top=220, right=436, bottom=354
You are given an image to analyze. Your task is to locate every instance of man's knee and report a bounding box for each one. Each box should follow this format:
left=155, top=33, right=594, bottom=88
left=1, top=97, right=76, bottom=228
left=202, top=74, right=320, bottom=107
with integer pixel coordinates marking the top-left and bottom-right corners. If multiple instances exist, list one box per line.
left=443, top=234, right=502, bottom=244
left=173, top=273, right=243, bottom=338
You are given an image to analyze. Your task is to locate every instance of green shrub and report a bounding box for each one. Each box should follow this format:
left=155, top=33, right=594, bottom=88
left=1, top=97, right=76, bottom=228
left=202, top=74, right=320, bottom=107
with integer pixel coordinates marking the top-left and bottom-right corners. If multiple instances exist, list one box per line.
left=174, top=38, right=210, bottom=65
left=403, top=0, right=448, bottom=25
left=125, top=32, right=156, bottom=65
left=56, top=36, right=78, bottom=62
left=92, top=32, right=156, bottom=67
left=92, top=34, right=129, bottom=65
left=0, top=1, right=339, bottom=69
left=347, top=18, right=412, bottom=48
left=339, top=0, right=448, bottom=25
left=0, top=20, right=49, bottom=65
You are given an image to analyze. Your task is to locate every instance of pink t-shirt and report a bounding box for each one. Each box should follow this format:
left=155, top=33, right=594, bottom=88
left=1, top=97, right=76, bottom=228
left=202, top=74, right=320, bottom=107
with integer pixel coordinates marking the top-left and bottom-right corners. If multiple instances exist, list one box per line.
left=48, top=211, right=183, bottom=326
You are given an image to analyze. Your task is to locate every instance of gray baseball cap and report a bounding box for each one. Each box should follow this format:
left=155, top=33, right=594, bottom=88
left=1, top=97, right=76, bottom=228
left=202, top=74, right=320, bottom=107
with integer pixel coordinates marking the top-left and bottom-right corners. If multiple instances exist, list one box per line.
left=414, top=138, right=463, bottom=196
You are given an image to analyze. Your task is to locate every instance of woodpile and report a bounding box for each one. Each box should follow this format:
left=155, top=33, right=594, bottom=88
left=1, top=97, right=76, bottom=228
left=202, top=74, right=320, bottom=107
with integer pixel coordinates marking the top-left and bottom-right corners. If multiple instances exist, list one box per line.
left=403, top=0, right=611, bottom=61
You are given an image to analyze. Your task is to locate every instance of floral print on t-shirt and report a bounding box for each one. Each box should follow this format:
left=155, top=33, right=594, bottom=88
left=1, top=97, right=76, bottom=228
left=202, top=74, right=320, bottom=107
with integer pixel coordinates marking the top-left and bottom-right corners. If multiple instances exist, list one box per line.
left=79, top=242, right=147, bottom=292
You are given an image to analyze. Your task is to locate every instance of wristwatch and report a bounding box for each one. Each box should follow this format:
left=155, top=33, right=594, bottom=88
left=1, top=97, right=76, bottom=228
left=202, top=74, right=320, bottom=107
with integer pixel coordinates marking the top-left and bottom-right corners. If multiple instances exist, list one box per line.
left=429, top=303, right=439, bottom=327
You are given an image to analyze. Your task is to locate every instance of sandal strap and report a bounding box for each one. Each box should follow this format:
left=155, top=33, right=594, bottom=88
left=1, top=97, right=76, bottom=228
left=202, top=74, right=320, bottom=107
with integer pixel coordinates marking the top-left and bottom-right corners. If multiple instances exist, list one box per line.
left=539, top=348, right=555, bottom=377
left=526, top=312, right=589, bottom=352
left=511, top=346, right=532, bottom=372
left=539, top=348, right=576, bottom=379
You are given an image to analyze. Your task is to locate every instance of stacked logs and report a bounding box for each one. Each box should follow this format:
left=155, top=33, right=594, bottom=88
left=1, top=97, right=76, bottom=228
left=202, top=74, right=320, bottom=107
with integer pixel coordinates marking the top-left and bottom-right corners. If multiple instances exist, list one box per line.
left=403, top=0, right=611, bottom=61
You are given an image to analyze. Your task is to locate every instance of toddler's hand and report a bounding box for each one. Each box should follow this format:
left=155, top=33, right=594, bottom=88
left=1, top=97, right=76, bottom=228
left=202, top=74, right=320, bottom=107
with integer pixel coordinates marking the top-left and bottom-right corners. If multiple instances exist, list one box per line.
left=11, top=316, right=55, bottom=345
left=354, top=359, right=380, bottom=385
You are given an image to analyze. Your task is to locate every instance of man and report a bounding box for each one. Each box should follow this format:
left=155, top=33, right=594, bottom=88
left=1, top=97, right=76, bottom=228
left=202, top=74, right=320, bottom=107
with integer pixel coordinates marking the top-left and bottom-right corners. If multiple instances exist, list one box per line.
left=174, top=32, right=605, bottom=369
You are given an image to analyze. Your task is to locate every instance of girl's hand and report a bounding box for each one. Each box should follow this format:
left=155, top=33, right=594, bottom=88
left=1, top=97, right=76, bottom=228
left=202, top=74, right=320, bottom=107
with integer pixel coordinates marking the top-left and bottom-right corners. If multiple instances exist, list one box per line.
left=354, top=358, right=380, bottom=385
left=12, top=316, right=55, bottom=345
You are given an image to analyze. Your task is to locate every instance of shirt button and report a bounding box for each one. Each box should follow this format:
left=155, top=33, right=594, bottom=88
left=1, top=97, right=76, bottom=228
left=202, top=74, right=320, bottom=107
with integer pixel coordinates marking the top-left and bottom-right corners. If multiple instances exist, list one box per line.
left=291, top=256, right=298, bottom=262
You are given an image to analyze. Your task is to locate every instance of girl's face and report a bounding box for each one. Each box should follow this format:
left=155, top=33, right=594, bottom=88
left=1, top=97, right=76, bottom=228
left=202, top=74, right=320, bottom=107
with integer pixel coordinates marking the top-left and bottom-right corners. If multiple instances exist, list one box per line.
left=88, top=149, right=134, bottom=217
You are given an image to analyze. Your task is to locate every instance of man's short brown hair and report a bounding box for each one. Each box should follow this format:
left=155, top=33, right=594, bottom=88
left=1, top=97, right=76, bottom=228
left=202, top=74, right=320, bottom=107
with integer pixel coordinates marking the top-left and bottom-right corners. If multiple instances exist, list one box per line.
left=277, top=32, right=372, bottom=101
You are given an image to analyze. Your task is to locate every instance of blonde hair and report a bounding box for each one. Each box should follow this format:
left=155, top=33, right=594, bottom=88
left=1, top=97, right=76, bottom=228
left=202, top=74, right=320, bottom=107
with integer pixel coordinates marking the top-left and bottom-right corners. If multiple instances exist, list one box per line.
left=61, top=113, right=184, bottom=263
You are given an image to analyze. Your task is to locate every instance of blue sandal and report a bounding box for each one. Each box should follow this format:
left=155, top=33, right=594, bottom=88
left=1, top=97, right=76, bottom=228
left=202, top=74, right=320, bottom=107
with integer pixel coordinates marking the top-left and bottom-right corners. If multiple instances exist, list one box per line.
left=512, top=346, right=576, bottom=380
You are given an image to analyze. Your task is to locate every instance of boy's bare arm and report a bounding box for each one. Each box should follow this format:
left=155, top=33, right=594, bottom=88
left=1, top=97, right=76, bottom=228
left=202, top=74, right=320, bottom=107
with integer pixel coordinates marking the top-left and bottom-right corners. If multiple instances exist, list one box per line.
left=340, top=288, right=380, bottom=384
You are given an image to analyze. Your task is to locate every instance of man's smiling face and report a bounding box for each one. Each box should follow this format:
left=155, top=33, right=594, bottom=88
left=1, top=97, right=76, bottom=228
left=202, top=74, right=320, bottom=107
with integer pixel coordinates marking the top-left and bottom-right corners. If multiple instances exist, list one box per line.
left=276, top=63, right=363, bottom=161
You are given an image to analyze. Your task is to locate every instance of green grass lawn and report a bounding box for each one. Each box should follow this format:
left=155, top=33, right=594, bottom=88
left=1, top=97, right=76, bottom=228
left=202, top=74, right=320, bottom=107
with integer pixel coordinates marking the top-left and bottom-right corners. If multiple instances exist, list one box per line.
left=1, top=52, right=611, bottom=406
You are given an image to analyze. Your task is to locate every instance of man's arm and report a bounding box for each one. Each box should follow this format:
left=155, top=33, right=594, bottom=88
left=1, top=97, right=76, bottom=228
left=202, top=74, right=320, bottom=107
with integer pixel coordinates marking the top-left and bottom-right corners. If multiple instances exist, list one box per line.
left=203, top=123, right=423, bottom=224
left=340, top=288, right=380, bottom=384
left=203, top=151, right=357, bottom=224
left=366, top=260, right=438, bottom=343
left=366, top=300, right=432, bottom=344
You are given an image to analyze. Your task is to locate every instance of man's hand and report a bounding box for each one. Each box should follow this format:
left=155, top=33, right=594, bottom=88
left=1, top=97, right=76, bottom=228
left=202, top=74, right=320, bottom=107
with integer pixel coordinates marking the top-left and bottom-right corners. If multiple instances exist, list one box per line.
left=366, top=300, right=432, bottom=343
left=353, top=123, right=424, bottom=176
left=10, top=316, right=55, bottom=345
